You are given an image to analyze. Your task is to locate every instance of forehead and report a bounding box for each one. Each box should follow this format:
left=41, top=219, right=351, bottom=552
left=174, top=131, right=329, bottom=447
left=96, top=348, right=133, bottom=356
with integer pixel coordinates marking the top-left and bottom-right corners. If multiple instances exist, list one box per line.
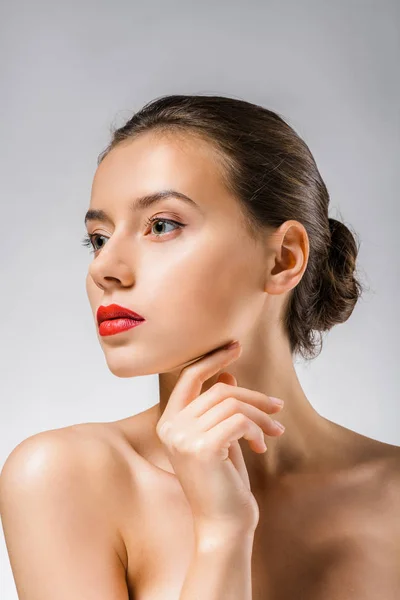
left=90, top=130, right=233, bottom=214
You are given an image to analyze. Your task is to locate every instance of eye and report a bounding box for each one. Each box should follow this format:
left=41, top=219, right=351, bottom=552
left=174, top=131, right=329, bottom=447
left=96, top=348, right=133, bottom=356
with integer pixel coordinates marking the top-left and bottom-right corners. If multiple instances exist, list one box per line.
left=81, top=233, right=107, bottom=254
left=81, top=217, right=186, bottom=254
left=144, top=216, right=185, bottom=237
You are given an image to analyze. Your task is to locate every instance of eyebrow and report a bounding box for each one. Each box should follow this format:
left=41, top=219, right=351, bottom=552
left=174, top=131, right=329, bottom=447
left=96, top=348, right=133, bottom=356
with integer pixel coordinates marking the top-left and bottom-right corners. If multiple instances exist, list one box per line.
left=84, top=189, right=200, bottom=226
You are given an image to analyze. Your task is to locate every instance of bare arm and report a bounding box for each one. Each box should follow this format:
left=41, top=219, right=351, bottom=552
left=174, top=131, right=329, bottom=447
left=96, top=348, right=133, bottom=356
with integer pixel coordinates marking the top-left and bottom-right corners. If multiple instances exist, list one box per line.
left=0, top=429, right=129, bottom=600
left=179, top=529, right=255, bottom=600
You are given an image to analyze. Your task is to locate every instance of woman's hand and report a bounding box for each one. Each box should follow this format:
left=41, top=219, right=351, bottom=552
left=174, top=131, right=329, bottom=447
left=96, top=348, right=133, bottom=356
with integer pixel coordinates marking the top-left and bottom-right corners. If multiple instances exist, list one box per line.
left=156, top=340, right=285, bottom=540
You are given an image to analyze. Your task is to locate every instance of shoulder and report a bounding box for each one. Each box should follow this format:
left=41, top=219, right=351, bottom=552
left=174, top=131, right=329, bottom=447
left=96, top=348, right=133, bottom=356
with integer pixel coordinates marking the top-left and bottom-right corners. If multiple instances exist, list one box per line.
left=0, top=422, right=131, bottom=569
left=383, top=446, right=400, bottom=506
left=332, top=425, right=400, bottom=523
left=384, top=449, right=400, bottom=566
left=368, top=444, right=400, bottom=545
left=1, top=422, right=126, bottom=488
left=359, top=436, right=400, bottom=503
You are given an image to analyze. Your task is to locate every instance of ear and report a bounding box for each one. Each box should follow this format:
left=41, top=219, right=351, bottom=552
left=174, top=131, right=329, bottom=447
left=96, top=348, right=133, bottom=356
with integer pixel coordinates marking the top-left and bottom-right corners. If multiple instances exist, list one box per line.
left=265, top=220, right=309, bottom=295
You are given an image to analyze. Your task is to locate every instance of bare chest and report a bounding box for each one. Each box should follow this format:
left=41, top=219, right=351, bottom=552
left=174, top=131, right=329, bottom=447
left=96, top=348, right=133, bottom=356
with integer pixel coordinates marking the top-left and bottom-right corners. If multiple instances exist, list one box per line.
left=120, top=462, right=399, bottom=600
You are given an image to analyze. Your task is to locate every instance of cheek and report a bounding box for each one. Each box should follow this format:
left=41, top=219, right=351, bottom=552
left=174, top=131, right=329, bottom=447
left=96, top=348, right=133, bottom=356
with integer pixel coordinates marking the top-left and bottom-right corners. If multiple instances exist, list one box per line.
left=144, top=238, right=257, bottom=335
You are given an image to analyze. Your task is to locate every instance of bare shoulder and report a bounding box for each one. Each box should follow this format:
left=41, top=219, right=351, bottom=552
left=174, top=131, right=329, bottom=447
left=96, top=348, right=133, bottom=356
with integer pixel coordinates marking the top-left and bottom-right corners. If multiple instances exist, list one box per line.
left=350, top=427, right=400, bottom=490
left=0, top=421, right=134, bottom=569
left=381, top=442, right=400, bottom=501
left=380, top=444, right=400, bottom=550
left=328, top=418, right=400, bottom=472
left=1, top=421, right=129, bottom=485
left=0, top=423, right=138, bottom=599
left=322, top=420, right=400, bottom=529
left=351, top=431, right=400, bottom=530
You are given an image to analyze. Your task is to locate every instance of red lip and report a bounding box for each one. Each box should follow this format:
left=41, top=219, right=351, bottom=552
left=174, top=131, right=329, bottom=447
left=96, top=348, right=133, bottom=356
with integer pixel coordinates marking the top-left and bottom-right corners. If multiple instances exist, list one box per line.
left=97, top=303, right=145, bottom=325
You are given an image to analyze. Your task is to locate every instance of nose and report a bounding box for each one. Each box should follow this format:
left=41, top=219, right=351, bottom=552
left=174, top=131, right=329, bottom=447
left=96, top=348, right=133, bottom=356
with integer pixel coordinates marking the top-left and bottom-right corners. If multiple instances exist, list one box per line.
left=87, top=236, right=136, bottom=290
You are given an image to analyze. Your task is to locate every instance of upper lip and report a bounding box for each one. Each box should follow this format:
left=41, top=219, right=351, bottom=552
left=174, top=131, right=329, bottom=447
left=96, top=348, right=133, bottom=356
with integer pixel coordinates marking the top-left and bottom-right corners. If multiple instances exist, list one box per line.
left=97, top=303, right=145, bottom=325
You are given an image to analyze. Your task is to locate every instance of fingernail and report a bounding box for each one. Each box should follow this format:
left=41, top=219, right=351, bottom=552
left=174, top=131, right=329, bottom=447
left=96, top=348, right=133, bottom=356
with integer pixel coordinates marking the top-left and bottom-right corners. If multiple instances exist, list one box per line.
left=274, top=420, right=285, bottom=432
left=270, top=396, right=284, bottom=407
left=222, top=341, right=240, bottom=350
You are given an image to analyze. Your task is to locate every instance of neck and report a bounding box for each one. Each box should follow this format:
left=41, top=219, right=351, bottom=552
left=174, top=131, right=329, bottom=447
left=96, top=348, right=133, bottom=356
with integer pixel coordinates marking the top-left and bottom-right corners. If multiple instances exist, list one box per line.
left=155, top=335, right=342, bottom=489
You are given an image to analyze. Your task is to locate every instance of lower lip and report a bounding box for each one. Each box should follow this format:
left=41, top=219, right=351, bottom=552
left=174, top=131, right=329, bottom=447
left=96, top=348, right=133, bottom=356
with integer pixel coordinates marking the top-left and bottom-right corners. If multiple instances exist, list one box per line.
left=98, top=318, right=145, bottom=337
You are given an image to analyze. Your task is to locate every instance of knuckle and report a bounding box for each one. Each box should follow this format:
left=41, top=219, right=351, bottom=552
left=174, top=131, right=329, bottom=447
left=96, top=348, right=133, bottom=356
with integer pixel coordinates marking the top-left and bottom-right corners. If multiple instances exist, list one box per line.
left=234, top=412, right=248, bottom=427
left=224, top=396, right=240, bottom=411
left=156, top=420, right=171, bottom=439
left=181, top=362, right=200, bottom=379
left=214, top=381, right=228, bottom=394
left=191, top=436, right=207, bottom=455
left=170, top=429, right=189, bottom=448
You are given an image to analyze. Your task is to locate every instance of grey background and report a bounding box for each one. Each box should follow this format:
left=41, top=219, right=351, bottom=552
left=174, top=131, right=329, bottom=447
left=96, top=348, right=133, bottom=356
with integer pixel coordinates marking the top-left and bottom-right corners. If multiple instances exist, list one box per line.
left=1, top=0, right=399, bottom=597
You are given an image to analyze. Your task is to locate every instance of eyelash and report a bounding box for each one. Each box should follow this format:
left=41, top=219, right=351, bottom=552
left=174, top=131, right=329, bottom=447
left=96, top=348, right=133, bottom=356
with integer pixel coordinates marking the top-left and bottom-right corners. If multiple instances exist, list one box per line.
left=81, top=216, right=185, bottom=254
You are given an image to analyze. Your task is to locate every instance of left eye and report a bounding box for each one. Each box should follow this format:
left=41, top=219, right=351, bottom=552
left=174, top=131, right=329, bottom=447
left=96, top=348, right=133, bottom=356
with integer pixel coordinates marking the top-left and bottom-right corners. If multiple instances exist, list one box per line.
left=144, top=216, right=184, bottom=237
left=81, top=217, right=185, bottom=254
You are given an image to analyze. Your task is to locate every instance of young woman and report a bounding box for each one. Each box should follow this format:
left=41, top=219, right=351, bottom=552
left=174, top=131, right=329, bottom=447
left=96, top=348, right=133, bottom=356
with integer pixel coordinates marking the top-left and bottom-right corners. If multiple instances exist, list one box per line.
left=1, top=94, right=399, bottom=599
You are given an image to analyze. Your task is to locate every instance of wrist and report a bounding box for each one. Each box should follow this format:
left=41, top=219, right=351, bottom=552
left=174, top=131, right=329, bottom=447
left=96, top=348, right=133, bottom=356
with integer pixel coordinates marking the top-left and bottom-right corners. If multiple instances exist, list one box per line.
left=194, top=522, right=256, bottom=554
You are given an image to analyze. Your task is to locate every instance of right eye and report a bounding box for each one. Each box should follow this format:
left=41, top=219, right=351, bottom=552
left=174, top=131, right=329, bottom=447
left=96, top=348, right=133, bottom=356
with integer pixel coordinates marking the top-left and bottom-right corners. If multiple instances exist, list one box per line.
left=81, top=233, right=107, bottom=254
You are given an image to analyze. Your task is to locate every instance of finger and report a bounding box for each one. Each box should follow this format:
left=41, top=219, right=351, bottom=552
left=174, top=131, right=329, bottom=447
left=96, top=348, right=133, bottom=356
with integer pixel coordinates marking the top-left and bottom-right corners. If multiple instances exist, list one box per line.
left=197, top=397, right=285, bottom=438
left=161, top=341, right=242, bottom=425
left=218, top=374, right=252, bottom=489
left=216, top=375, right=282, bottom=445
left=217, top=372, right=237, bottom=387
left=226, top=439, right=251, bottom=490
left=203, top=413, right=267, bottom=457
left=184, top=382, right=284, bottom=420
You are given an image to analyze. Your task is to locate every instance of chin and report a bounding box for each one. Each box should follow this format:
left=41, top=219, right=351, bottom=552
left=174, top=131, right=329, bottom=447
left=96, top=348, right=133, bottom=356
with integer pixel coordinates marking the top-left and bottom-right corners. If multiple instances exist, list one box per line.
left=102, top=351, right=151, bottom=378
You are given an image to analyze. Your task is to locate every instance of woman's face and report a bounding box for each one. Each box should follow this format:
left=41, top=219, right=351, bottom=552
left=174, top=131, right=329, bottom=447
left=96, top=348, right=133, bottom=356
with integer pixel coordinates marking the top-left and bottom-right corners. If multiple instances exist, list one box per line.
left=85, top=131, right=270, bottom=377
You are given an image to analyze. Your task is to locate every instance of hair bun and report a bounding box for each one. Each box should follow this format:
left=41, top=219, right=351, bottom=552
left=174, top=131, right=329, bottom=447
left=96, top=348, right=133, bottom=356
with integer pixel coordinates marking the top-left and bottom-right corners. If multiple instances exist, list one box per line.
left=314, top=218, right=363, bottom=333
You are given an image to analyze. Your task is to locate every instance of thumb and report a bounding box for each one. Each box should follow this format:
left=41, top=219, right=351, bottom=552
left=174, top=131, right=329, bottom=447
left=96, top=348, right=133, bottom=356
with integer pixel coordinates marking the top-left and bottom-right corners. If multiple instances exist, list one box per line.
left=217, top=371, right=237, bottom=386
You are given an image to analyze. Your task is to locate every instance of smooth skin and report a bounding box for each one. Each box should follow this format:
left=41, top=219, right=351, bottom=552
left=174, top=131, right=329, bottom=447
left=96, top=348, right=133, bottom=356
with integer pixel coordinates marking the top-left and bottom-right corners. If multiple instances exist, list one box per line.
left=1, top=129, right=400, bottom=599
left=155, top=340, right=286, bottom=538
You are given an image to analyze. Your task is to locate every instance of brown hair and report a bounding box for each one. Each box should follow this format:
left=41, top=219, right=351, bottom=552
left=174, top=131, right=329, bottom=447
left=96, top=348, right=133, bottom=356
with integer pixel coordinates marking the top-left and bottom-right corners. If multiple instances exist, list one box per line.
left=97, top=94, right=366, bottom=361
